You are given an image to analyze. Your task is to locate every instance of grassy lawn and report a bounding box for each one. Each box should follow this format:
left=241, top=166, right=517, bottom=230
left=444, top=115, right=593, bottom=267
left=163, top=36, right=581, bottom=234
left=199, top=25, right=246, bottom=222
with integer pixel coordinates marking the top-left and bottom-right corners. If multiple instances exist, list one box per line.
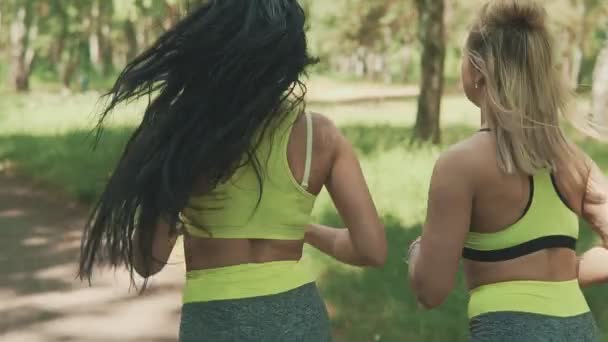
left=1, top=78, right=607, bottom=341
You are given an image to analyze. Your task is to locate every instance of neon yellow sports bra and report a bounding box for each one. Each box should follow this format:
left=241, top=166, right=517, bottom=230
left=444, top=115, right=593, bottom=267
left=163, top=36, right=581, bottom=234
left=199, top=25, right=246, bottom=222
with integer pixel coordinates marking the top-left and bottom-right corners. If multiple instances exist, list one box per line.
left=463, top=172, right=579, bottom=261
left=180, top=109, right=316, bottom=240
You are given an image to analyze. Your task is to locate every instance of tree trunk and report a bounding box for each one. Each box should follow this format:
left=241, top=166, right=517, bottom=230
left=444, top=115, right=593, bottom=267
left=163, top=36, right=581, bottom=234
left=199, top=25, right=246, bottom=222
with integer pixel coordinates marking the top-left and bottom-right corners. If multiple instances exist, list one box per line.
left=164, top=2, right=180, bottom=30
left=142, top=17, right=156, bottom=48
left=560, top=28, right=583, bottom=91
left=51, top=32, right=67, bottom=66
left=99, top=1, right=114, bottom=76
left=123, top=19, right=139, bottom=62
left=61, top=54, right=79, bottom=90
left=51, top=5, right=69, bottom=66
left=412, top=0, right=445, bottom=144
left=89, top=0, right=102, bottom=71
left=592, top=41, right=608, bottom=130
left=98, top=23, right=113, bottom=75
left=62, top=10, right=90, bottom=91
left=9, top=1, right=36, bottom=92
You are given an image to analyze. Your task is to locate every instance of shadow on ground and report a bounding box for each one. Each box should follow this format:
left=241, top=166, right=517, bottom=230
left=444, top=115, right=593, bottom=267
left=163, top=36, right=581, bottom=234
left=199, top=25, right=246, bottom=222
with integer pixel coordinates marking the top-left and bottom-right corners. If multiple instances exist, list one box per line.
left=314, top=211, right=469, bottom=342
left=314, top=209, right=608, bottom=342
left=0, top=174, right=82, bottom=296
left=0, top=172, right=184, bottom=342
left=2, top=123, right=608, bottom=341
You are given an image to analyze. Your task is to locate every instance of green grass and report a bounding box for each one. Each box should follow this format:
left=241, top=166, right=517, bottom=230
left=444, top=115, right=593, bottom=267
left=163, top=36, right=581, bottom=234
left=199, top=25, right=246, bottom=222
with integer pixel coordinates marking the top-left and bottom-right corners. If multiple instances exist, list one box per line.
left=1, top=83, right=608, bottom=341
left=0, top=129, right=130, bottom=203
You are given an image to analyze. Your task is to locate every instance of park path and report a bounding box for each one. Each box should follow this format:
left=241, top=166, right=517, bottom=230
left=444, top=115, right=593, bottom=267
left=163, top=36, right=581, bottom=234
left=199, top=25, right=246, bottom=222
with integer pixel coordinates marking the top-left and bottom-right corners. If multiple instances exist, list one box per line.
left=0, top=170, right=185, bottom=342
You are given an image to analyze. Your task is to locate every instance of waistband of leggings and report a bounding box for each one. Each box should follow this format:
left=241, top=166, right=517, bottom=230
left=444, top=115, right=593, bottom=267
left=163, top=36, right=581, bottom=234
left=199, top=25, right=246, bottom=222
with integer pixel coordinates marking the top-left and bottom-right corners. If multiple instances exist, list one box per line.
left=183, top=259, right=316, bottom=303
left=468, top=279, right=589, bottom=319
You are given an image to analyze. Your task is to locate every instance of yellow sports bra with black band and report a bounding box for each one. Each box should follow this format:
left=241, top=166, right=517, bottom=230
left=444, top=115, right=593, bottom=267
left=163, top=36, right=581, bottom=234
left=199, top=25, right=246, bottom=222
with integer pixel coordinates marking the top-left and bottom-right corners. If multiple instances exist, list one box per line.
left=463, top=172, right=579, bottom=262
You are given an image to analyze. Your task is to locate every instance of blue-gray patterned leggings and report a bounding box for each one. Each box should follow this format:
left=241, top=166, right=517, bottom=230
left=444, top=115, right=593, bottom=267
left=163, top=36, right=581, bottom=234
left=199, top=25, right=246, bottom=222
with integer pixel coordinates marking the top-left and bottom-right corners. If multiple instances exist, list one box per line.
left=179, top=283, right=331, bottom=342
left=470, top=311, right=601, bottom=342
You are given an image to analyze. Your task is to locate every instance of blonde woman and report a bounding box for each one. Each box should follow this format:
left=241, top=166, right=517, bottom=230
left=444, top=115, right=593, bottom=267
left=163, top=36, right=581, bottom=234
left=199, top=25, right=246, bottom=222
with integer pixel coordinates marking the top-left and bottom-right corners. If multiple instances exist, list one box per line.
left=407, top=0, right=607, bottom=341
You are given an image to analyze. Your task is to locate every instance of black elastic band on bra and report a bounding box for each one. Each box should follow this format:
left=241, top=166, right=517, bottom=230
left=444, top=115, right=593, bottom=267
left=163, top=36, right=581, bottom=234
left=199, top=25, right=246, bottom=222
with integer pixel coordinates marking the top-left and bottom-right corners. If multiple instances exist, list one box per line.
left=550, top=174, right=574, bottom=211
left=518, top=176, right=534, bottom=221
left=462, top=235, right=577, bottom=262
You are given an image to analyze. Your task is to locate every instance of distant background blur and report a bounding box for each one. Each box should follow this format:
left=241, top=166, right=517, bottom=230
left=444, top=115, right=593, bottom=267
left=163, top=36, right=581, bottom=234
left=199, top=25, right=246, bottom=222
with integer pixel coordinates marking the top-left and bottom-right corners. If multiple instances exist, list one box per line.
left=0, top=1, right=607, bottom=341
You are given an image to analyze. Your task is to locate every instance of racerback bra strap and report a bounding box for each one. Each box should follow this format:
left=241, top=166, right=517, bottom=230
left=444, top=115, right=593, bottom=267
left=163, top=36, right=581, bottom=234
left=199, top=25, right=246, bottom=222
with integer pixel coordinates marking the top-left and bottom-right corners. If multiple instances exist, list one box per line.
left=301, top=112, right=313, bottom=189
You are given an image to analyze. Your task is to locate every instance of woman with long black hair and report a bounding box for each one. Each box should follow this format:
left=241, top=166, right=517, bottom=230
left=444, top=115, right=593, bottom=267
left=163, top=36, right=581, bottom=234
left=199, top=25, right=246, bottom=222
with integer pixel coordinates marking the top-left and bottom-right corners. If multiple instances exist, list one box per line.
left=78, top=1, right=386, bottom=341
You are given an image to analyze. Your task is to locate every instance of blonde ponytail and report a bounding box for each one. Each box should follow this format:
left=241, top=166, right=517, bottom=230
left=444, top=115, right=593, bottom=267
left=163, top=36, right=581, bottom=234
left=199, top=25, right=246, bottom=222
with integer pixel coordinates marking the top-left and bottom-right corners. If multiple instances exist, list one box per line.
left=465, top=0, right=575, bottom=175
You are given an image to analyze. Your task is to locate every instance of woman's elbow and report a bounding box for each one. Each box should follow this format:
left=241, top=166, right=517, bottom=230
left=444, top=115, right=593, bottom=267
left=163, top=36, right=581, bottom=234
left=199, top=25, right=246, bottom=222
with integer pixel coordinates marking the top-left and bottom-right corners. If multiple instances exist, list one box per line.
left=411, top=278, right=452, bottom=309
left=360, top=250, right=387, bottom=267
left=416, top=292, right=448, bottom=310
left=363, top=229, right=388, bottom=267
left=133, top=258, right=165, bottom=278
left=359, top=241, right=387, bottom=267
left=134, top=267, right=161, bottom=278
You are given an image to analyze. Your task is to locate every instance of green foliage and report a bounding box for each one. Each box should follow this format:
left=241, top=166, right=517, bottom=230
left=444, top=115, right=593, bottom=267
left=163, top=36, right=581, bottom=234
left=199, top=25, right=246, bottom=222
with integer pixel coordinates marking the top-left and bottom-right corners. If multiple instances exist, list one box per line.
left=0, top=0, right=208, bottom=90
left=0, top=0, right=606, bottom=89
left=1, top=91, right=608, bottom=341
left=0, top=130, right=129, bottom=202
left=304, top=0, right=416, bottom=82
left=316, top=215, right=469, bottom=342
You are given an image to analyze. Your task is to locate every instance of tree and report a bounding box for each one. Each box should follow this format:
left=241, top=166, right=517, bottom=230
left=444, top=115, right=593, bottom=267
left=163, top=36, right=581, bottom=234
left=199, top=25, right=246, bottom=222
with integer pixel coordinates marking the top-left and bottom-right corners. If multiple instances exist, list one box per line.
left=592, top=40, right=608, bottom=130
left=543, top=0, right=585, bottom=91
left=412, top=0, right=446, bottom=144
left=305, top=0, right=416, bottom=82
left=47, top=1, right=92, bottom=90
left=88, top=0, right=114, bottom=76
left=0, top=0, right=604, bottom=94
left=8, top=0, right=37, bottom=92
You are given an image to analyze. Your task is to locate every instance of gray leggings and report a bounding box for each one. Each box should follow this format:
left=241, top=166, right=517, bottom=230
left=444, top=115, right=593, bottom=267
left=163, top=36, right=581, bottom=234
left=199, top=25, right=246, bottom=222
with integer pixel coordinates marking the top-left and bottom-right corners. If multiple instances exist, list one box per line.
left=179, top=283, right=331, bottom=342
left=469, top=311, right=601, bottom=342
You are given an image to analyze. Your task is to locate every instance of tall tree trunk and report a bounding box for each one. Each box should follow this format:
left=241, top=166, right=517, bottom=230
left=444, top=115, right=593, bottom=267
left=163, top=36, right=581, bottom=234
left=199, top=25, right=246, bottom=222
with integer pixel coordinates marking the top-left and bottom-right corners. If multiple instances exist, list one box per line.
left=142, top=17, right=155, bottom=48
left=89, top=0, right=102, bottom=71
left=100, top=23, right=113, bottom=75
left=99, top=0, right=114, bottom=76
left=51, top=5, right=69, bottom=66
left=9, top=1, right=36, bottom=92
left=560, top=2, right=585, bottom=91
left=62, top=10, right=91, bottom=91
left=164, top=2, right=180, bottom=30
left=61, top=49, right=80, bottom=90
left=412, top=0, right=445, bottom=144
left=560, top=28, right=584, bottom=91
left=123, top=19, right=139, bottom=62
left=592, top=41, right=608, bottom=130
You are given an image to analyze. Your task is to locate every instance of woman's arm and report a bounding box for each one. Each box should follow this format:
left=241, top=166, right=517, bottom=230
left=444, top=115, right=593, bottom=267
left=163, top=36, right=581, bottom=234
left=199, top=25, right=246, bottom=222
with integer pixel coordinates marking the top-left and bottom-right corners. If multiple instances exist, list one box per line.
left=578, top=160, right=608, bottom=287
left=132, top=218, right=180, bottom=278
left=305, top=224, right=382, bottom=266
left=408, top=149, right=473, bottom=309
left=578, top=247, right=608, bottom=287
left=304, top=123, right=386, bottom=267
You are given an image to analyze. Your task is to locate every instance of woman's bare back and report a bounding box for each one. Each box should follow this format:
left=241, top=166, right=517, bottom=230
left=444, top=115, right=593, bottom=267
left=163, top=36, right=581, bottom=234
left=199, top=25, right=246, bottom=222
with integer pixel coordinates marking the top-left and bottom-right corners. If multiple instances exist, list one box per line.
left=184, top=113, right=337, bottom=271
left=462, top=132, right=583, bottom=289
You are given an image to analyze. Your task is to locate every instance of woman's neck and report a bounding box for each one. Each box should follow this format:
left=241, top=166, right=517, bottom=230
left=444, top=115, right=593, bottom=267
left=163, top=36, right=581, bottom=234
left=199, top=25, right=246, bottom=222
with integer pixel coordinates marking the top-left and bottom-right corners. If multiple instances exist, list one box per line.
left=480, top=107, right=489, bottom=130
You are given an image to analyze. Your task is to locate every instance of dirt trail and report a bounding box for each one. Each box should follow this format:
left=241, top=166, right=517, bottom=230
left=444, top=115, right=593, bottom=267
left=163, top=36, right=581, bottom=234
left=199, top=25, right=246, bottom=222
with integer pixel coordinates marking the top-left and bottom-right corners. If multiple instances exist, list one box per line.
left=0, top=171, right=185, bottom=342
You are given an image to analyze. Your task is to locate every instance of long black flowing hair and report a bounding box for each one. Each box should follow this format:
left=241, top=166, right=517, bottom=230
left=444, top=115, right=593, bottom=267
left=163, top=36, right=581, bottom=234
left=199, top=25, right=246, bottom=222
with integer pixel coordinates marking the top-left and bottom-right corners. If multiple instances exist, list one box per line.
left=78, top=0, right=317, bottom=285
